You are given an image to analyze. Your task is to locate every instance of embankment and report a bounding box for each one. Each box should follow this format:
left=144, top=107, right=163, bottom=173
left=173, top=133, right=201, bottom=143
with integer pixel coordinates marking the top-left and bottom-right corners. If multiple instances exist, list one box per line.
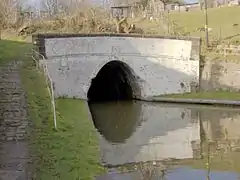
left=0, top=39, right=105, bottom=179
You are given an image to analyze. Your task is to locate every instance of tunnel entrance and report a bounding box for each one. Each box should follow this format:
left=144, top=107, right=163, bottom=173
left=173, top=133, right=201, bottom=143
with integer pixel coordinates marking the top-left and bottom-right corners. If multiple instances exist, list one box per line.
left=87, top=61, right=140, bottom=102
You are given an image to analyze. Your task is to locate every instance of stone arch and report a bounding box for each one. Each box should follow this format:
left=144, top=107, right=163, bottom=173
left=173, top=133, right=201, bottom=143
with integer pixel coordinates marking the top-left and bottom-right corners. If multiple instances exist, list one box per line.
left=87, top=60, right=141, bottom=102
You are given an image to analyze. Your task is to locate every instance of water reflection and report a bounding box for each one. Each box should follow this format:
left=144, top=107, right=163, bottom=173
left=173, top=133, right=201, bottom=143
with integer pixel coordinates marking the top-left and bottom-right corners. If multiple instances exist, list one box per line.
left=89, top=100, right=201, bottom=166
left=96, top=167, right=240, bottom=180
left=89, top=100, right=142, bottom=143
left=89, top=100, right=240, bottom=179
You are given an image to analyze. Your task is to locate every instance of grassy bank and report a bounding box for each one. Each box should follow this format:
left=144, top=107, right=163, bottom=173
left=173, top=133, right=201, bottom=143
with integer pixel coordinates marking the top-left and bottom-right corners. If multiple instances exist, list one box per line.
left=0, top=39, right=105, bottom=179
left=159, top=91, right=240, bottom=100
left=0, top=39, right=32, bottom=65
left=21, top=51, right=105, bottom=179
left=131, top=6, right=240, bottom=44
left=169, top=6, right=240, bottom=43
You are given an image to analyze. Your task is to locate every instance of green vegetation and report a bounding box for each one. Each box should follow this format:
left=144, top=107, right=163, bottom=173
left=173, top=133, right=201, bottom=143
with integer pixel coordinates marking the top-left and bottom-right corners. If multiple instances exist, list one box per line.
left=20, top=49, right=105, bottom=179
left=131, top=6, right=240, bottom=62
left=132, top=6, right=240, bottom=44
left=170, top=6, right=240, bottom=44
left=0, top=39, right=104, bottom=179
left=159, top=91, right=240, bottom=100
left=0, top=39, right=32, bottom=65
left=1, top=6, right=240, bottom=177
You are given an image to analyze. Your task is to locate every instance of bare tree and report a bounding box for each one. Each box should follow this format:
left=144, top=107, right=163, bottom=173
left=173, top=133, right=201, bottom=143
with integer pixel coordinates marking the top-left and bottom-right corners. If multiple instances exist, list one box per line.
left=41, top=0, right=59, bottom=16
left=0, top=0, right=19, bottom=29
left=41, top=0, right=89, bottom=16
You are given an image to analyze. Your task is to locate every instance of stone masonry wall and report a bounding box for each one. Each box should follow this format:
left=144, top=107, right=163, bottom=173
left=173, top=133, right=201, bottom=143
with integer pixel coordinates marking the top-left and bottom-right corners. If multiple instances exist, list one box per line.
left=33, top=33, right=201, bottom=99
left=0, top=61, right=30, bottom=180
left=200, top=59, right=240, bottom=92
left=32, top=33, right=201, bottom=62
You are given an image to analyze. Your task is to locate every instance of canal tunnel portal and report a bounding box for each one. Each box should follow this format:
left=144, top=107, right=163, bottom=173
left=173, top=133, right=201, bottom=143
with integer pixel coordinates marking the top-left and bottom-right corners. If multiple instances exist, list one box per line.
left=34, top=34, right=200, bottom=100
left=87, top=60, right=141, bottom=102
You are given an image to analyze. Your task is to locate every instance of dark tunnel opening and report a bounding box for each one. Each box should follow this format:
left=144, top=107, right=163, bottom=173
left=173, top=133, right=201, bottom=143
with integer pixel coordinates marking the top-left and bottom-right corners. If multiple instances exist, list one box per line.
left=87, top=61, right=140, bottom=102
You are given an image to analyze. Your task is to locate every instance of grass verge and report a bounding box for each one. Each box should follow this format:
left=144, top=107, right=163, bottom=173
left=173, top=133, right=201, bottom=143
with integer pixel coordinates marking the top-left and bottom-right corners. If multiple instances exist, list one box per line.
left=158, top=91, right=240, bottom=100
left=0, top=38, right=106, bottom=179
left=0, top=39, right=32, bottom=65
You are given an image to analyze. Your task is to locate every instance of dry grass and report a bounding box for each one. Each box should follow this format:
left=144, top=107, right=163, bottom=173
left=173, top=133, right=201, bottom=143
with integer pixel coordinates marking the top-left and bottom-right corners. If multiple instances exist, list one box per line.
left=0, top=0, right=19, bottom=29
left=20, top=7, right=116, bottom=34
left=127, top=6, right=240, bottom=44
left=4, top=5, right=240, bottom=48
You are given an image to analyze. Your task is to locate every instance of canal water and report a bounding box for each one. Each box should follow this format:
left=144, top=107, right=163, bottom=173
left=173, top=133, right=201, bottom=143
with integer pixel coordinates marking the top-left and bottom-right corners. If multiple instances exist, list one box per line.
left=89, top=100, right=240, bottom=180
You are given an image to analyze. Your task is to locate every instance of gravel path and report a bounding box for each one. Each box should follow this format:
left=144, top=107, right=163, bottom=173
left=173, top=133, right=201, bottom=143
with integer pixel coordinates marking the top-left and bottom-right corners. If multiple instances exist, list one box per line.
left=0, top=61, right=31, bottom=180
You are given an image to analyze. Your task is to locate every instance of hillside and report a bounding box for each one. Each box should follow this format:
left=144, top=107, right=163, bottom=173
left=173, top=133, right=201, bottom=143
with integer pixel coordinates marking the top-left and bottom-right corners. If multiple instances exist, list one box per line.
left=131, top=6, right=240, bottom=45
left=170, top=6, right=240, bottom=43
left=2, top=6, right=240, bottom=48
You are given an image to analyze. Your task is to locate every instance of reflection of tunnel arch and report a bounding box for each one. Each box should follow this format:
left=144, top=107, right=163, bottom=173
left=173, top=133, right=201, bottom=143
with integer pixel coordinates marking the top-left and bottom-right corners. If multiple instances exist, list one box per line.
left=88, top=100, right=142, bottom=143
left=87, top=60, right=141, bottom=102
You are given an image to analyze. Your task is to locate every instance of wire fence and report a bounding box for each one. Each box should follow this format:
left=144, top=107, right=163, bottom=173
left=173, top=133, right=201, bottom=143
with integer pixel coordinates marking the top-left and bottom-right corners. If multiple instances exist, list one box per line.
left=32, top=49, right=57, bottom=130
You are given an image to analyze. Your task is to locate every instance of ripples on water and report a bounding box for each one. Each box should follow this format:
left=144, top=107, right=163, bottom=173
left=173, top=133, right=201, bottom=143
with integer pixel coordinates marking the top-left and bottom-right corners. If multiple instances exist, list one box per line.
left=89, top=100, right=240, bottom=180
